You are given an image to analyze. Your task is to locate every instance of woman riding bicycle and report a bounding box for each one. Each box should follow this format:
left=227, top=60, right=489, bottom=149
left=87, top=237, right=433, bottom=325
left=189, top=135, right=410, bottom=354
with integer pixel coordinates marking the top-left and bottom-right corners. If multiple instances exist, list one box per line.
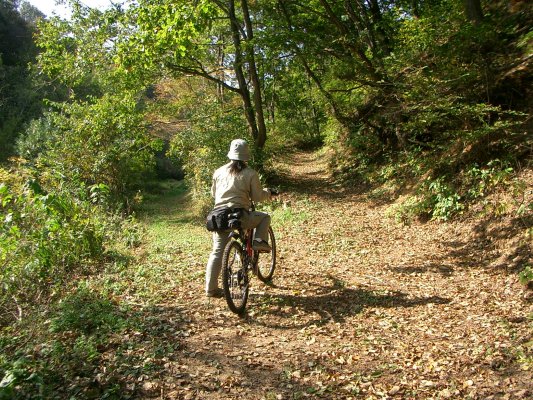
left=205, top=139, right=273, bottom=298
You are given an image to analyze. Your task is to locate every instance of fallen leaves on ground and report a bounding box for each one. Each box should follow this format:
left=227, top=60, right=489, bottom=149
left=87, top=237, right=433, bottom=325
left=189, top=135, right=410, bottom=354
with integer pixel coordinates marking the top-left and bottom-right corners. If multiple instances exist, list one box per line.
left=126, top=151, right=532, bottom=399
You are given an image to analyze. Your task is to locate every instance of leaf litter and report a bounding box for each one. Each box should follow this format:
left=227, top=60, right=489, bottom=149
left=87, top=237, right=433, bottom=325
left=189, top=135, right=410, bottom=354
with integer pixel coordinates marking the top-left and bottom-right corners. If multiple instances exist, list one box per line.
left=132, top=151, right=531, bottom=399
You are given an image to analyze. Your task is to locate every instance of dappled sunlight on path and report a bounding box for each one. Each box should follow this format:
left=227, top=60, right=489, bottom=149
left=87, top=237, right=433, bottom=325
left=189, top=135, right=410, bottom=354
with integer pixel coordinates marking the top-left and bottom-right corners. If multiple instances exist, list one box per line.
left=134, top=150, right=531, bottom=399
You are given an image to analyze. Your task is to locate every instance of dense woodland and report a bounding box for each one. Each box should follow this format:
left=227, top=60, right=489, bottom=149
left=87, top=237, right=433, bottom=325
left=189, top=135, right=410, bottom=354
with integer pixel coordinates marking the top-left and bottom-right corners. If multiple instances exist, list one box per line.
left=0, top=0, right=531, bottom=398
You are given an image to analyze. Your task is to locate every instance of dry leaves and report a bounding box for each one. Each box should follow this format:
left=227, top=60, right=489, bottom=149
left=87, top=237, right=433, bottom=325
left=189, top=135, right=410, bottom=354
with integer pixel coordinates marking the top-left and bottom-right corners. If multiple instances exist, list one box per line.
left=129, top=151, right=532, bottom=399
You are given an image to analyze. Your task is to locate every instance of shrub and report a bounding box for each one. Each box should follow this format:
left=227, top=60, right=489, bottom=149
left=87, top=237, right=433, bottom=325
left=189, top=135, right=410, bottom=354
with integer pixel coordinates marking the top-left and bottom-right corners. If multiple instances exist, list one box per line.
left=169, top=98, right=250, bottom=217
left=0, top=170, right=110, bottom=320
left=387, top=195, right=429, bottom=225
left=518, top=265, right=533, bottom=287
left=426, top=177, right=464, bottom=221
left=25, top=92, right=158, bottom=201
left=465, top=160, right=514, bottom=200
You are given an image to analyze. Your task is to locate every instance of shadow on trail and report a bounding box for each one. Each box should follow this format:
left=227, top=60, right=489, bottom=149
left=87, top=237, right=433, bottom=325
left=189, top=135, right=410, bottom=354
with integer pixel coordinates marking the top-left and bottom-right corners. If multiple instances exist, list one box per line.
left=269, top=151, right=350, bottom=200
left=388, top=213, right=532, bottom=279
left=270, top=169, right=345, bottom=200
left=44, top=297, right=314, bottom=399
left=118, top=303, right=316, bottom=399
left=388, top=262, right=455, bottom=276
left=247, top=284, right=450, bottom=330
left=450, top=213, right=532, bottom=273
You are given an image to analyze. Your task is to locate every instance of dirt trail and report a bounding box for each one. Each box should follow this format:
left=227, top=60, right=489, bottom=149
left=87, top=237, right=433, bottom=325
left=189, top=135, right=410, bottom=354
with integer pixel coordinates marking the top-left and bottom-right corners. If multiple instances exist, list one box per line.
left=161, top=151, right=531, bottom=399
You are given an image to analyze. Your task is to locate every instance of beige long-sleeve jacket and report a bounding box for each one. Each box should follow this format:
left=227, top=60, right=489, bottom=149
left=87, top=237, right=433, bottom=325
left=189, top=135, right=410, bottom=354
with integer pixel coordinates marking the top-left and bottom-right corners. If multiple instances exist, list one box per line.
left=211, top=163, right=271, bottom=209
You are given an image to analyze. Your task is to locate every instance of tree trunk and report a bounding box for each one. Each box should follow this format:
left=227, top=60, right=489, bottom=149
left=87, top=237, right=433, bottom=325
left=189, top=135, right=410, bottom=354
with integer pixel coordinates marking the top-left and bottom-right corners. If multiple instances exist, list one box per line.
left=464, top=0, right=483, bottom=24
left=412, top=0, right=420, bottom=18
left=216, top=39, right=225, bottom=103
left=367, top=0, right=391, bottom=56
left=228, top=0, right=259, bottom=143
left=240, top=0, right=267, bottom=149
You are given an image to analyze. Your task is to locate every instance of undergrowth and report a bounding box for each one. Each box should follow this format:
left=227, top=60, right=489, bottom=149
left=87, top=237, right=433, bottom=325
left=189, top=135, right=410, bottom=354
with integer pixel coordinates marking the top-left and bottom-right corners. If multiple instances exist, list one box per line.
left=0, top=179, right=202, bottom=399
left=332, top=116, right=530, bottom=224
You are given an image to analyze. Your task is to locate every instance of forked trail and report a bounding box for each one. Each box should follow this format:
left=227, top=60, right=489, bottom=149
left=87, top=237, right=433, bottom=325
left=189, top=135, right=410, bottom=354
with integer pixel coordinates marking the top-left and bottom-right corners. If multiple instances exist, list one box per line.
left=158, top=150, right=531, bottom=399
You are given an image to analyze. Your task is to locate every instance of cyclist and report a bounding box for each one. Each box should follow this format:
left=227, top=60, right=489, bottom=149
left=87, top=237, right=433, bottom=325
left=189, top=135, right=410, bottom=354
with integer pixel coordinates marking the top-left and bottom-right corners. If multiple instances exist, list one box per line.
left=205, top=139, right=274, bottom=298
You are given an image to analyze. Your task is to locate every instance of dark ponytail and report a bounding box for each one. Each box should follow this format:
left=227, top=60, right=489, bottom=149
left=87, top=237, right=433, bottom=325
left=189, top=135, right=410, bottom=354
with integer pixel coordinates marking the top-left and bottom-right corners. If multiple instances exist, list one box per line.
left=229, top=160, right=247, bottom=175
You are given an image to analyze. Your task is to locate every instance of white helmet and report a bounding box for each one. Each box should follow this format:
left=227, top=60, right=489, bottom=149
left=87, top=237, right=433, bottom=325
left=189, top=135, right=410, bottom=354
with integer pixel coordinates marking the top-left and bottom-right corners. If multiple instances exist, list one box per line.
left=227, top=139, right=250, bottom=161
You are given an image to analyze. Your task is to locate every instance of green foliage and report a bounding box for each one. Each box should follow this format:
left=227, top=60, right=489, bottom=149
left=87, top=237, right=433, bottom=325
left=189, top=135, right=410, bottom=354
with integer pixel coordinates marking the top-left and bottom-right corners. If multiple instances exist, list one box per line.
left=518, top=265, right=533, bottom=286
left=387, top=155, right=523, bottom=224
left=0, top=160, right=146, bottom=323
left=29, top=1, right=160, bottom=201
left=266, top=64, right=326, bottom=149
left=0, top=174, right=105, bottom=311
left=50, top=285, right=128, bottom=335
left=36, top=2, right=130, bottom=94
left=426, top=177, right=464, bottom=221
left=324, top=0, right=530, bottom=224
left=21, top=93, right=158, bottom=200
left=0, top=0, right=158, bottom=325
left=465, top=160, right=514, bottom=200
left=121, top=0, right=218, bottom=71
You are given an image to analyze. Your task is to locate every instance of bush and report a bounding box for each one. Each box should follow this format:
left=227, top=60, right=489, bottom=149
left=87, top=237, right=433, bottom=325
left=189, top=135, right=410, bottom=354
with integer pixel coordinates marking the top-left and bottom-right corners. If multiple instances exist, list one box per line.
left=0, top=168, right=114, bottom=321
left=168, top=96, right=250, bottom=217
left=15, top=116, right=55, bottom=160
left=20, top=92, right=158, bottom=202
left=518, top=265, right=533, bottom=287
left=425, top=177, right=465, bottom=221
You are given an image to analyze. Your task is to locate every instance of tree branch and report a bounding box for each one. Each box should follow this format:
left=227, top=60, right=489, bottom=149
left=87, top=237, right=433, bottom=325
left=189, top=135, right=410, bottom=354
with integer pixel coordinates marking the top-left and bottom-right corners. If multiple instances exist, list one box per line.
left=165, top=62, right=242, bottom=94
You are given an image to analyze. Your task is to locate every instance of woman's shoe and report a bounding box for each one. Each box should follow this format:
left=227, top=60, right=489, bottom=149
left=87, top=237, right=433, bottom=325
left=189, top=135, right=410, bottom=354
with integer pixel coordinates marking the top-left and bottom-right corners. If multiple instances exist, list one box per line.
left=206, top=288, right=224, bottom=298
left=252, top=239, right=271, bottom=252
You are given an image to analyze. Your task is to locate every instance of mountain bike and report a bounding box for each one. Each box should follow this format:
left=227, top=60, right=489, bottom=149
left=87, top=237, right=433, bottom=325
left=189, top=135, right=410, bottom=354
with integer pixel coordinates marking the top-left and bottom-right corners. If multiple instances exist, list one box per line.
left=221, top=207, right=276, bottom=314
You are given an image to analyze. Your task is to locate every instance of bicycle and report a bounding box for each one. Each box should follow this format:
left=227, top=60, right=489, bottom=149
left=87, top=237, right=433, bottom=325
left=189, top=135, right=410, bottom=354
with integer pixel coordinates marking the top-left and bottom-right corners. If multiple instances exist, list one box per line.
left=221, top=206, right=276, bottom=314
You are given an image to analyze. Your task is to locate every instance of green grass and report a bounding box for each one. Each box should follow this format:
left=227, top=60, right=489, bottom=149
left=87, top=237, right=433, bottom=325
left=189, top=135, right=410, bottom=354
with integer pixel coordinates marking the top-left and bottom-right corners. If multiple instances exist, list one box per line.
left=262, top=197, right=315, bottom=228
left=0, top=179, right=210, bottom=399
left=108, top=179, right=211, bottom=301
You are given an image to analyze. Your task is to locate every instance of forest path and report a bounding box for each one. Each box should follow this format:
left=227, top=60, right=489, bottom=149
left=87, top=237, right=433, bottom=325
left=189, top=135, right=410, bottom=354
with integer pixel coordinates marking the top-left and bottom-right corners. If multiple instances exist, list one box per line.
left=139, top=150, right=531, bottom=399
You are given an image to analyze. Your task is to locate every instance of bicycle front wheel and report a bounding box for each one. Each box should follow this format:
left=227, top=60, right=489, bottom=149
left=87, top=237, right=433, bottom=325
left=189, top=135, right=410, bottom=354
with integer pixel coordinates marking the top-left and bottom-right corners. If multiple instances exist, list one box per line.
left=254, top=226, right=276, bottom=283
left=222, top=240, right=249, bottom=314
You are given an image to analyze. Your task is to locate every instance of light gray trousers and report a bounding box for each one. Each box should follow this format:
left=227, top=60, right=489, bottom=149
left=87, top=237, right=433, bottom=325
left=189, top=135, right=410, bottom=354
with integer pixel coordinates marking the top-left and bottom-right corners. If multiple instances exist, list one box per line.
left=205, top=210, right=271, bottom=294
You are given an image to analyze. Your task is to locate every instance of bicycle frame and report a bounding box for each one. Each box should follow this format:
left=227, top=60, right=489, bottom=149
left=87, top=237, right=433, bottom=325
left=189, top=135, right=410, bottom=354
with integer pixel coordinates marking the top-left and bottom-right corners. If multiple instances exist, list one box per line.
left=229, top=227, right=255, bottom=265
left=221, top=204, right=276, bottom=314
left=228, top=203, right=257, bottom=262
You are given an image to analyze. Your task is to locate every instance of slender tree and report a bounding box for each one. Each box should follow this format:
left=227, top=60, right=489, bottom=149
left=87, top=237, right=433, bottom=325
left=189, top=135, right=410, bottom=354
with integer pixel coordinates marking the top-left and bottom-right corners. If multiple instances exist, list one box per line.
left=118, top=0, right=269, bottom=150
left=464, top=0, right=483, bottom=24
left=240, top=0, right=267, bottom=148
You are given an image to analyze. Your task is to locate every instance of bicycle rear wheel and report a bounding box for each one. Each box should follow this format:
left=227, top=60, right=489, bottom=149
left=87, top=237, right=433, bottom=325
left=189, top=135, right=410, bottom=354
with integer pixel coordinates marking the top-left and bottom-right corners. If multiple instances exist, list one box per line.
left=254, top=226, right=276, bottom=283
left=222, top=240, right=249, bottom=314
